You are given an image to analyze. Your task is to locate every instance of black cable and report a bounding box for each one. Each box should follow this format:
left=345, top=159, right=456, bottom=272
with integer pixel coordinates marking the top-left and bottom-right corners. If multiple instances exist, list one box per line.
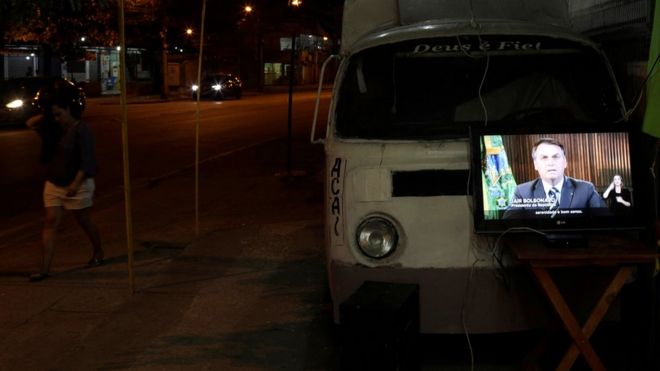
left=622, top=51, right=660, bottom=121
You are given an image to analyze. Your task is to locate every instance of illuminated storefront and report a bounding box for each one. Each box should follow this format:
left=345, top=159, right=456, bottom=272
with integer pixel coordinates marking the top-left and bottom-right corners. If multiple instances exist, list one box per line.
left=2, top=45, right=152, bottom=95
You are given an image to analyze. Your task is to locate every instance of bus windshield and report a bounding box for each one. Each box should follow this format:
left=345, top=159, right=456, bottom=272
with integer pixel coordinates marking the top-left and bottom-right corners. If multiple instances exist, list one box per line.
left=335, top=35, right=624, bottom=139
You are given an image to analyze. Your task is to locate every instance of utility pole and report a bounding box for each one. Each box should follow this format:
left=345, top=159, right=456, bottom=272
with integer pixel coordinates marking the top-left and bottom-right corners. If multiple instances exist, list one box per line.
left=284, top=0, right=302, bottom=176
left=160, top=26, right=169, bottom=99
left=244, top=5, right=264, bottom=92
left=287, top=31, right=296, bottom=174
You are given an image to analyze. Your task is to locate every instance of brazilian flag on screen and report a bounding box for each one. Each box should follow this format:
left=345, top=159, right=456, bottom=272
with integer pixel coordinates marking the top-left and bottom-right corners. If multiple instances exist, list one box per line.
left=642, top=2, right=660, bottom=138
left=482, top=135, right=517, bottom=219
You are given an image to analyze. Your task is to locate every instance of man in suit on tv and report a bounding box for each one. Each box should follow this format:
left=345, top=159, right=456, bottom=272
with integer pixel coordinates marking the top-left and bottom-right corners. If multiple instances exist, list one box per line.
left=503, top=138, right=607, bottom=219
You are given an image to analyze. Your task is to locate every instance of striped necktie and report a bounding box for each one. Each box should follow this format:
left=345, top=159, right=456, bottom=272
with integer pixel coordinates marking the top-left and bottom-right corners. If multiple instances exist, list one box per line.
left=548, top=187, right=560, bottom=211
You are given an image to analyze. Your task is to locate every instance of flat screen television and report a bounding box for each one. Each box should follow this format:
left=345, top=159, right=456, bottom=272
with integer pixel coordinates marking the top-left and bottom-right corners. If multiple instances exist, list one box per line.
left=471, top=125, right=645, bottom=236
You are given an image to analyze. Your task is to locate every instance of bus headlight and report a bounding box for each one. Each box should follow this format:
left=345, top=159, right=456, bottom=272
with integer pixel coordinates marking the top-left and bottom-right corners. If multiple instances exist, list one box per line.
left=356, top=217, right=398, bottom=259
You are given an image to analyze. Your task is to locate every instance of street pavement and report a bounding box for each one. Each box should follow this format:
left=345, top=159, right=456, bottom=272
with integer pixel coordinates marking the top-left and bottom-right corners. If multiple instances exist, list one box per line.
left=0, top=130, right=337, bottom=370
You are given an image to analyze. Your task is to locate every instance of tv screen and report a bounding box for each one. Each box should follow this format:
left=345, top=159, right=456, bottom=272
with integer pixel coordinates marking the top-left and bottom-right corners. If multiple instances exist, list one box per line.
left=472, top=126, right=643, bottom=234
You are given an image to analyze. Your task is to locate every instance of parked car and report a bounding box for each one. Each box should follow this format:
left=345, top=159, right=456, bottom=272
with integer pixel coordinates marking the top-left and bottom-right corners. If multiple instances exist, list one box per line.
left=191, top=73, right=242, bottom=100
left=0, top=77, right=86, bottom=127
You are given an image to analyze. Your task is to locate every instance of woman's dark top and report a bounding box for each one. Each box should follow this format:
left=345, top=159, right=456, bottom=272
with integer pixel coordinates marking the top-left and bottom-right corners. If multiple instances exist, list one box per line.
left=36, top=119, right=97, bottom=187
left=604, top=187, right=632, bottom=213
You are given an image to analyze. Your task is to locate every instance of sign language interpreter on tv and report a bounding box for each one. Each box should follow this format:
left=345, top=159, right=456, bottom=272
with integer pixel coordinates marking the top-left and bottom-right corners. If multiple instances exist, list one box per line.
left=603, top=174, right=632, bottom=213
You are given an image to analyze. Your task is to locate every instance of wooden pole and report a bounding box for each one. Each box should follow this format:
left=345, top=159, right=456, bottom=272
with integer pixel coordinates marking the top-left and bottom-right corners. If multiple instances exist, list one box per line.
left=194, top=0, right=208, bottom=238
left=118, top=0, right=135, bottom=293
left=287, top=32, right=295, bottom=175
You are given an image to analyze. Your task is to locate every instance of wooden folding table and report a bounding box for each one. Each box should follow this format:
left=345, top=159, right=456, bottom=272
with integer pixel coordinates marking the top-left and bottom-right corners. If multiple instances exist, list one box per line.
left=510, top=240, right=658, bottom=370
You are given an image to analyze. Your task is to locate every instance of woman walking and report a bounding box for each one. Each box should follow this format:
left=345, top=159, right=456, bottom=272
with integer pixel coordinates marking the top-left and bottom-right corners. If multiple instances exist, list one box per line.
left=27, top=81, right=103, bottom=282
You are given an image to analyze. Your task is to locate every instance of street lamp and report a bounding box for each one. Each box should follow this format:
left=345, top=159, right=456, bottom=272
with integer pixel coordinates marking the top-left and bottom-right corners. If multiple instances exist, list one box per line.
left=285, top=0, right=302, bottom=176
left=242, top=4, right=263, bottom=92
left=186, top=28, right=193, bottom=36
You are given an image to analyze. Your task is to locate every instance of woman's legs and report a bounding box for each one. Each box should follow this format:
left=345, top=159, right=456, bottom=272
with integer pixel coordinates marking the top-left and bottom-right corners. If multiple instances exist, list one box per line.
left=33, top=181, right=102, bottom=281
left=40, top=206, right=63, bottom=275
left=73, top=207, right=103, bottom=262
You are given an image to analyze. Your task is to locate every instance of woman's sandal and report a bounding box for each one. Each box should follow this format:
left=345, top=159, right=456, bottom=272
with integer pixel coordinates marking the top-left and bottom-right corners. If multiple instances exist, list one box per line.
left=29, top=273, right=49, bottom=282
left=87, top=257, right=104, bottom=267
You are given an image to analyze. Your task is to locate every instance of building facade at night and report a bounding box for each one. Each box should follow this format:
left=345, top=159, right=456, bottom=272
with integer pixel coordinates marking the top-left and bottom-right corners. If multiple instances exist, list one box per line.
left=2, top=0, right=648, bottom=97
left=2, top=18, right=336, bottom=96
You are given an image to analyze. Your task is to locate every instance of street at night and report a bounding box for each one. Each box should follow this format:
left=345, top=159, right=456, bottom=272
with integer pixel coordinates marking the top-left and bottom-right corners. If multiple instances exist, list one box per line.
left=0, top=90, right=342, bottom=369
left=0, top=90, right=329, bottom=221
left=2, top=0, right=660, bottom=369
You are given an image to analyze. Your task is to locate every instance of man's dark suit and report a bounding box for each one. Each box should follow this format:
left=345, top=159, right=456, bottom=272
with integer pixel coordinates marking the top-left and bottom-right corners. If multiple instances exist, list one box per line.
left=503, top=176, right=607, bottom=219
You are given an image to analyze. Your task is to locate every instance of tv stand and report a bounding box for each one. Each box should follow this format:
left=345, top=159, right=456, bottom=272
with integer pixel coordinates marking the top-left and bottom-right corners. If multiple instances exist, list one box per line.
left=509, top=238, right=658, bottom=370
left=544, top=233, right=587, bottom=248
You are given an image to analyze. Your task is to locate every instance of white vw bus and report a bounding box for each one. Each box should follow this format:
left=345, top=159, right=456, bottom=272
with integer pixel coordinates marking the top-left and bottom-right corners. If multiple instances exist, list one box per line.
left=313, top=0, right=628, bottom=333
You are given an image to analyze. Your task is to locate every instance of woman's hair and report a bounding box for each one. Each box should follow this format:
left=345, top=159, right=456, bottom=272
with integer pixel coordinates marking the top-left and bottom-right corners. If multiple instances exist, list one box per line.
left=36, top=79, right=83, bottom=119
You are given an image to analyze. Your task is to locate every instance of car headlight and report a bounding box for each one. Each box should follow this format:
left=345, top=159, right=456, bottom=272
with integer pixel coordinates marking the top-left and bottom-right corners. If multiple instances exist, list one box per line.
left=6, top=99, right=24, bottom=109
left=212, top=84, right=222, bottom=91
left=191, top=85, right=199, bottom=91
left=356, top=217, right=398, bottom=259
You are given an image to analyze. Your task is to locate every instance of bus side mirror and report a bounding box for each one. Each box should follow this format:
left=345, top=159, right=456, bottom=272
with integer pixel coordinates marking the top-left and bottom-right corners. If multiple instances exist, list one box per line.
left=311, top=54, right=340, bottom=144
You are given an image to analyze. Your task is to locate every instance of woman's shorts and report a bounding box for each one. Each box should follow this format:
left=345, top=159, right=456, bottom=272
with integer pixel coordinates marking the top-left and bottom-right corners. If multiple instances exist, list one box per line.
left=43, top=178, right=95, bottom=210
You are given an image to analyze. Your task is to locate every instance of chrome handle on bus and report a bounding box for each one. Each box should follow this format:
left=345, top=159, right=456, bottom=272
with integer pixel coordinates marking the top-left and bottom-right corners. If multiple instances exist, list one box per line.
left=311, top=54, right=340, bottom=144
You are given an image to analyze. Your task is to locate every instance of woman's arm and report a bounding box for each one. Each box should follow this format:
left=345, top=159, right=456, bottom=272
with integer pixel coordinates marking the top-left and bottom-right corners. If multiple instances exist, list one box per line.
left=66, top=170, right=86, bottom=196
left=77, top=123, right=97, bottom=178
left=617, top=188, right=631, bottom=207
left=25, top=114, right=44, bottom=129
left=603, top=182, right=614, bottom=199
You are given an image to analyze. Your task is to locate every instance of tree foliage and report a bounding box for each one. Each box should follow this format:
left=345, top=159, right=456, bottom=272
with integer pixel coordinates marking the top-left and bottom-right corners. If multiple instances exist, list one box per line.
left=1, top=0, right=344, bottom=61
left=1, top=0, right=164, bottom=61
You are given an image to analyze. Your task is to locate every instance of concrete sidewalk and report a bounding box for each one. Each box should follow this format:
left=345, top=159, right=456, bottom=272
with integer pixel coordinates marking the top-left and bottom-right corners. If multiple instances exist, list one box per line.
left=0, top=136, right=334, bottom=370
